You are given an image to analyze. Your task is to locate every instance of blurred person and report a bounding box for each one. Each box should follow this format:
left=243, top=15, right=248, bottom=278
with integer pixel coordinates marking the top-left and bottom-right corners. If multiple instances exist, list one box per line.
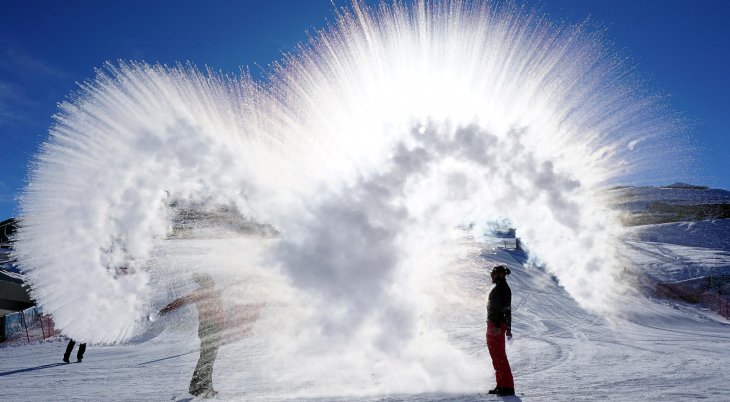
left=155, top=273, right=223, bottom=399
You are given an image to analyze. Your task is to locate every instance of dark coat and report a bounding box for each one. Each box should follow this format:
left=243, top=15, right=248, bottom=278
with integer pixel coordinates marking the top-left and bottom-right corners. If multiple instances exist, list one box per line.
left=487, top=279, right=511, bottom=330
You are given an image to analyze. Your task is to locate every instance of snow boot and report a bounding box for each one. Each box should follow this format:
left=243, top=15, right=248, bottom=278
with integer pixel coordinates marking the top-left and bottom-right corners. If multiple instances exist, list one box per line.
left=488, top=387, right=500, bottom=394
left=497, top=387, right=515, bottom=396
left=62, top=357, right=70, bottom=364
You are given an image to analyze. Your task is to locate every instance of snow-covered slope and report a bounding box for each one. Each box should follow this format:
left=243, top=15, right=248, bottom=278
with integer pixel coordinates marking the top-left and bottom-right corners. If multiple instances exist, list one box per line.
left=610, top=186, right=730, bottom=226
left=625, top=219, right=730, bottom=252
left=2, top=241, right=729, bottom=401
left=3, top=188, right=729, bottom=400
left=610, top=185, right=730, bottom=212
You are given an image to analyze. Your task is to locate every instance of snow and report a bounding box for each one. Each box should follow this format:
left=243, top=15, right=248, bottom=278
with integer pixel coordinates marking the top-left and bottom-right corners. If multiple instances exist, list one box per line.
left=625, top=219, right=730, bottom=251
left=3, top=0, right=728, bottom=399
left=620, top=219, right=730, bottom=287
left=610, top=186, right=730, bottom=212
left=14, top=0, right=679, bottom=347
left=2, top=241, right=729, bottom=401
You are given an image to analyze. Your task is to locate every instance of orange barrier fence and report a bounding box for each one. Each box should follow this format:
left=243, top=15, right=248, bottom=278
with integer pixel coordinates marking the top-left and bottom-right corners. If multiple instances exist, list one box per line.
left=1, top=306, right=60, bottom=344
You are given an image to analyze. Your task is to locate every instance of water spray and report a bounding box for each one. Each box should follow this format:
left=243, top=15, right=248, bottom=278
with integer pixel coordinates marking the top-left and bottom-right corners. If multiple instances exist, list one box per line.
left=13, top=0, right=682, bottom=395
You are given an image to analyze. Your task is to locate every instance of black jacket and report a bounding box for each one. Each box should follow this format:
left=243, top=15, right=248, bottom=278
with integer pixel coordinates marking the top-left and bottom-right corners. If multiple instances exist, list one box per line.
left=487, top=279, right=511, bottom=331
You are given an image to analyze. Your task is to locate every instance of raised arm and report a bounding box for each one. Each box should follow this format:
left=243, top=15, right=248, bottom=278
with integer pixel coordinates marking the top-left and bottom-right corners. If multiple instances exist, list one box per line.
left=159, top=293, right=196, bottom=315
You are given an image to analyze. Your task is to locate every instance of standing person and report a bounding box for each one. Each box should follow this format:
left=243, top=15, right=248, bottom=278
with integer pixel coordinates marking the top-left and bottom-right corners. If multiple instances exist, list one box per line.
left=155, top=273, right=224, bottom=399
left=62, top=339, right=86, bottom=363
left=486, top=265, right=515, bottom=396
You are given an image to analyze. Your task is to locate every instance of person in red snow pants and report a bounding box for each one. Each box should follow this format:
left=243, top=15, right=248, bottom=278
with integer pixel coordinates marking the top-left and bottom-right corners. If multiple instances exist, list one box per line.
left=486, top=265, right=515, bottom=396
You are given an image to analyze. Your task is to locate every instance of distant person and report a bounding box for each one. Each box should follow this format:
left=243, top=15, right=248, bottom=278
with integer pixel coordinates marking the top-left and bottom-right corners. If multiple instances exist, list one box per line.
left=486, top=265, right=515, bottom=396
left=63, top=339, right=86, bottom=363
left=154, top=273, right=224, bottom=399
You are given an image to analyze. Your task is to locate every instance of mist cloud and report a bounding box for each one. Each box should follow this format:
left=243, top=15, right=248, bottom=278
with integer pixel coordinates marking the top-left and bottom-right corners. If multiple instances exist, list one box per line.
left=13, top=0, right=677, bottom=393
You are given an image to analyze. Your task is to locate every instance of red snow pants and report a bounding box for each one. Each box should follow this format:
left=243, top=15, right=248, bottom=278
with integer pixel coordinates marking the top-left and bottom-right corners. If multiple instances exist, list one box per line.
left=486, top=321, right=514, bottom=389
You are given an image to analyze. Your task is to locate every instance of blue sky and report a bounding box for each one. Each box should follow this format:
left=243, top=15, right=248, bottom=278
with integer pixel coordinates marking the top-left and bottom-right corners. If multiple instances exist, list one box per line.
left=1, top=0, right=728, bottom=220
